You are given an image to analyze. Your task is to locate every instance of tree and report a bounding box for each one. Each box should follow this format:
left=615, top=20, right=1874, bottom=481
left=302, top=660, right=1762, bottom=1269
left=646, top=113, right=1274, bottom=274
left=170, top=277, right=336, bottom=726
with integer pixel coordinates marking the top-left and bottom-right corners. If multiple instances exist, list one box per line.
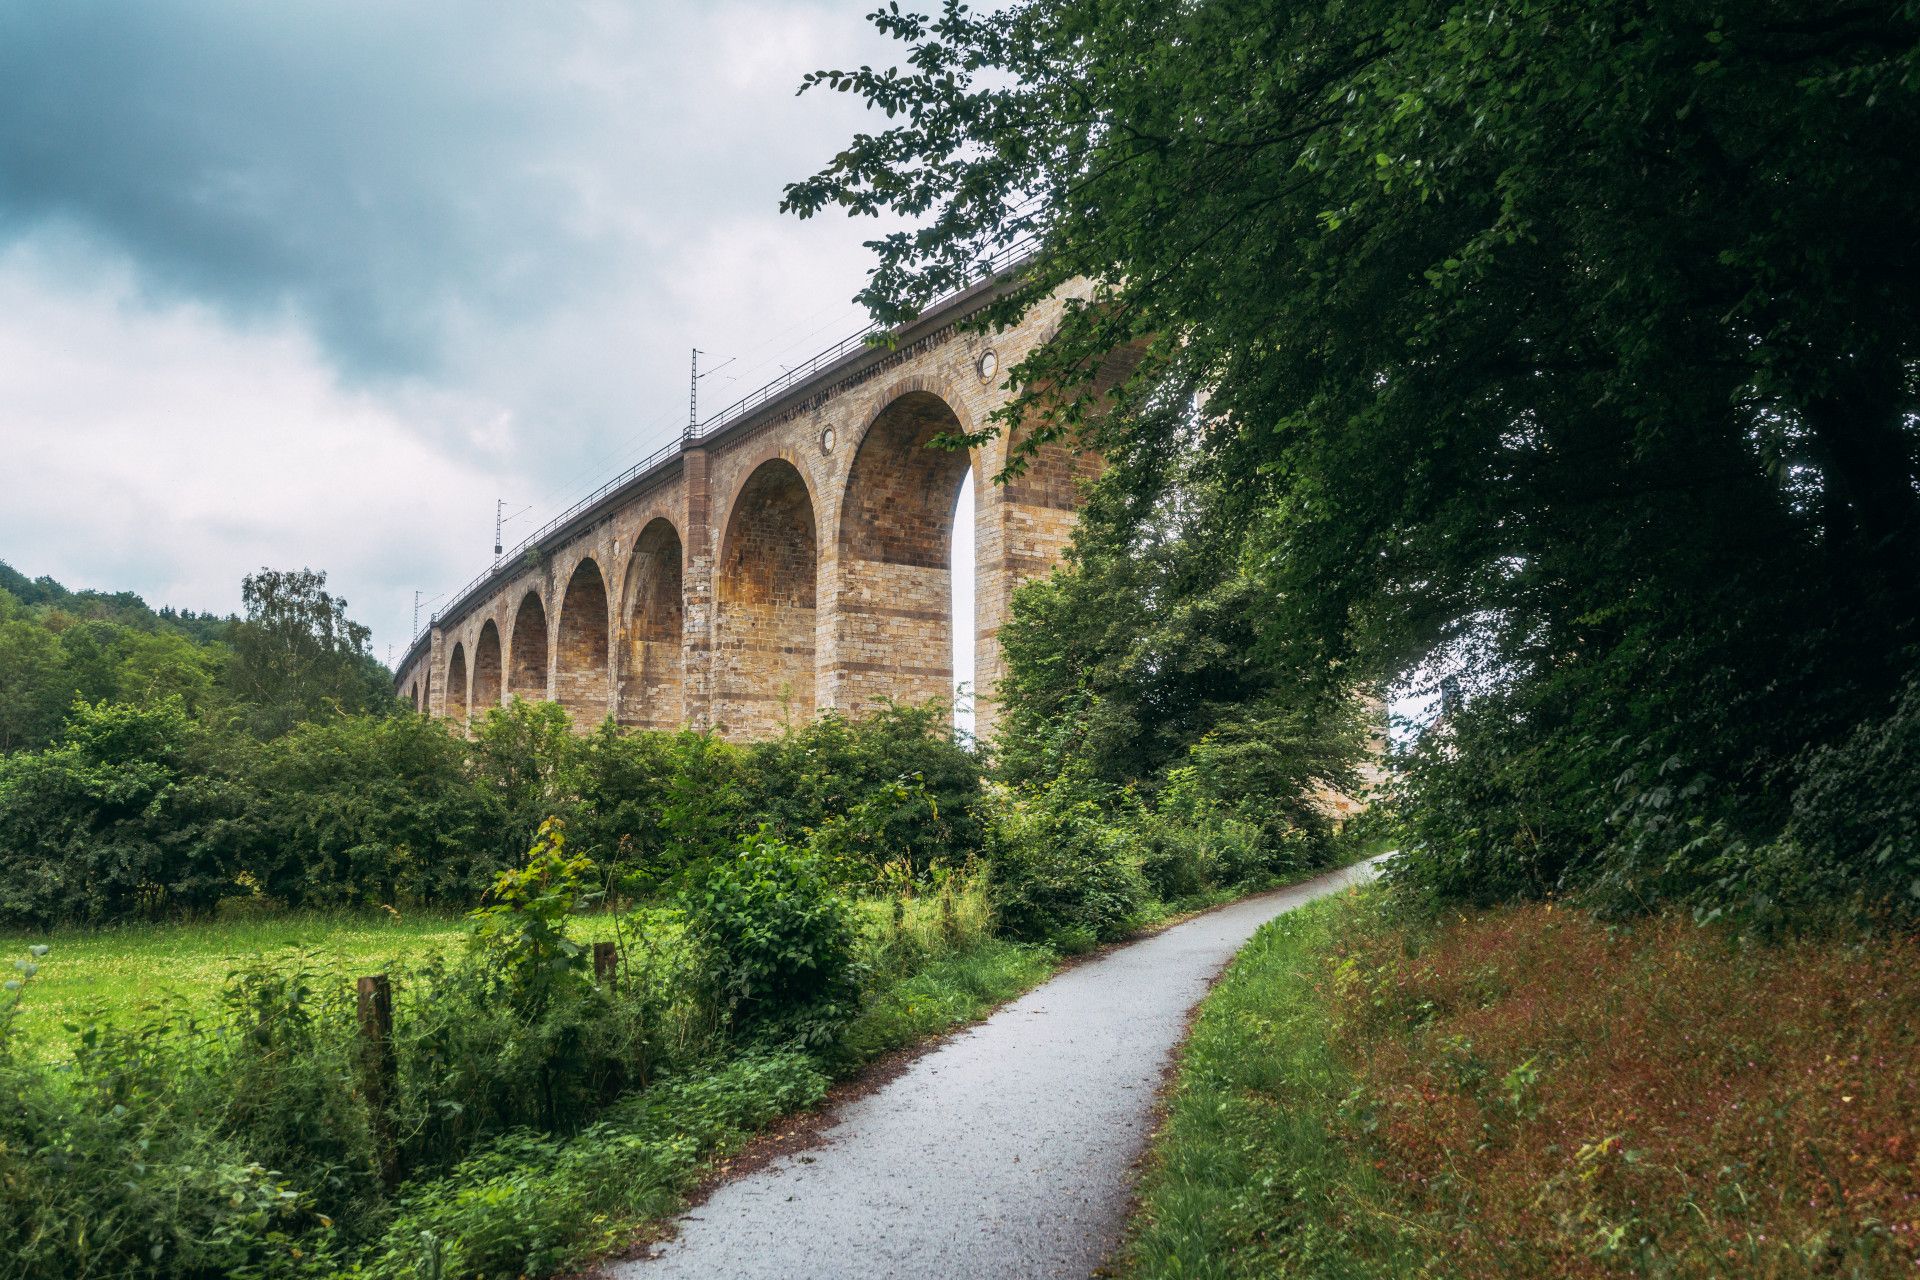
left=227, top=568, right=392, bottom=735
left=0, top=616, right=67, bottom=752
left=114, top=629, right=225, bottom=714
left=789, top=1, right=1920, bottom=909
left=235, top=712, right=496, bottom=907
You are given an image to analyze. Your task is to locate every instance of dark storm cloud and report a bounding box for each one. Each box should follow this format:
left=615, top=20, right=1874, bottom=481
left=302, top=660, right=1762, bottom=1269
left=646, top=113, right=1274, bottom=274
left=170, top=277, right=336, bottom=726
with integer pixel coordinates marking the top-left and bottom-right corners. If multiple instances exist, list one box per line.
left=0, top=0, right=900, bottom=655
left=0, top=2, right=667, bottom=376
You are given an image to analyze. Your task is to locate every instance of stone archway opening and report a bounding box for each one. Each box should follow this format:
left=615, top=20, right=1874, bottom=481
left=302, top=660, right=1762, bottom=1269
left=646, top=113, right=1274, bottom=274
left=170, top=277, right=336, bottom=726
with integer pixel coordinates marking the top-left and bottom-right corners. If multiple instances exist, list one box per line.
left=471, top=620, right=502, bottom=720
left=835, top=390, right=975, bottom=722
left=620, top=518, right=684, bottom=729
left=951, top=467, right=976, bottom=735
left=408, top=681, right=419, bottom=712
left=556, top=558, right=611, bottom=729
left=509, top=591, right=549, bottom=701
left=965, top=407, right=1104, bottom=742
left=717, top=459, right=817, bottom=736
left=445, top=642, right=469, bottom=722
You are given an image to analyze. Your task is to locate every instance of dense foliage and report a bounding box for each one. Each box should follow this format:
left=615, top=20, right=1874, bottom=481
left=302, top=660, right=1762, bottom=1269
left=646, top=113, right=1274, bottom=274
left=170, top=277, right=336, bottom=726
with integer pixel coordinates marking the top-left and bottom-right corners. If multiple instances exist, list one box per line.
left=789, top=0, right=1920, bottom=919
left=0, top=696, right=995, bottom=927
left=0, top=817, right=1056, bottom=1278
left=0, top=556, right=1347, bottom=952
left=0, top=562, right=391, bottom=755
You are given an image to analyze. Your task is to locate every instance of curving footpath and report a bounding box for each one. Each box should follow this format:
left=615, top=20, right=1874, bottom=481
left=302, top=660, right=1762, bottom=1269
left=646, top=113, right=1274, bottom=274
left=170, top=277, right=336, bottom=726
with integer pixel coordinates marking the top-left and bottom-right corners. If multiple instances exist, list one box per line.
left=612, top=857, right=1384, bottom=1280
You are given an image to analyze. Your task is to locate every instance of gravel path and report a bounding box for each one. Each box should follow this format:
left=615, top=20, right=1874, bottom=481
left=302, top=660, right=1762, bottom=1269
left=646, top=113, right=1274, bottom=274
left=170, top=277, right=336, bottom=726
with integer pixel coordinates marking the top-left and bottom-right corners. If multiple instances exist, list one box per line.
left=613, top=858, right=1382, bottom=1280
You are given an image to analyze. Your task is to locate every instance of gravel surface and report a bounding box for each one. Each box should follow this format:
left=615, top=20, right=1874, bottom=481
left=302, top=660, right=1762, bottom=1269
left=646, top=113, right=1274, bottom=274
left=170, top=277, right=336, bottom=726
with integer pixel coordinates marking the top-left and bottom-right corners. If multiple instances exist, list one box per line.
left=613, top=858, right=1383, bottom=1280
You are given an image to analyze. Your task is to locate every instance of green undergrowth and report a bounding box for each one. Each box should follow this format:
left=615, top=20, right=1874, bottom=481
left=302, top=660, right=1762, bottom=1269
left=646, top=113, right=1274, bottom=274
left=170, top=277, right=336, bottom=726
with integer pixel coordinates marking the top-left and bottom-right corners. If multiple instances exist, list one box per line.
left=356, top=1049, right=832, bottom=1278
left=361, top=934, right=1056, bottom=1278
left=406, top=875, right=1287, bottom=1278
left=0, top=822, right=1352, bottom=1280
left=836, top=938, right=1056, bottom=1065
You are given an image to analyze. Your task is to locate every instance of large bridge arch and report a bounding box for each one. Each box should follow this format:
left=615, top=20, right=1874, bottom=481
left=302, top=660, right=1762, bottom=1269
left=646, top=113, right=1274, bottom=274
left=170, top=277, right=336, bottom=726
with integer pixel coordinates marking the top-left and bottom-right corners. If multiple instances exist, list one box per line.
left=619, top=517, right=685, bottom=729
left=508, top=590, right=549, bottom=701
left=555, top=556, right=612, bottom=729
left=715, top=456, right=819, bottom=736
left=831, top=386, right=978, bottom=716
left=471, top=619, right=503, bottom=718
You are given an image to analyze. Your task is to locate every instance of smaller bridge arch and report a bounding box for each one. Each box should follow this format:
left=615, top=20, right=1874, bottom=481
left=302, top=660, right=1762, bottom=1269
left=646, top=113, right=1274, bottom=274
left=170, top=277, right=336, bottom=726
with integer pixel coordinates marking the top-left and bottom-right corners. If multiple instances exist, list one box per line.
left=445, top=641, right=469, bottom=722
left=555, top=556, right=612, bottom=729
left=471, top=619, right=503, bottom=719
left=619, top=517, right=685, bottom=729
left=508, top=590, right=549, bottom=701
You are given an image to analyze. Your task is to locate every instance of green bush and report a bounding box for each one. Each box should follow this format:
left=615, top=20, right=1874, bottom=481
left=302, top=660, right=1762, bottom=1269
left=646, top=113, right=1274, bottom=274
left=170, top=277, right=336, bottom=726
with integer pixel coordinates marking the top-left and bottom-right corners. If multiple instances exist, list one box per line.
left=1785, top=667, right=1920, bottom=918
left=468, top=699, right=582, bottom=866
left=1165, top=707, right=1348, bottom=865
left=574, top=724, right=753, bottom=892
left=361, top=1051, right=828, bottom=1280
left=1130, top=803, right=1274, bottom=902
left=0, top=698, right=236, bottom=925
left=217, top=960, right=380, bottom=1223
left=681, top=827, right=859, bottom=1046
left=988, top=775, right=1149, bottom=945
left=235, top=712, right=500, bottom=909
left=747, top=702, right=984, bottom=876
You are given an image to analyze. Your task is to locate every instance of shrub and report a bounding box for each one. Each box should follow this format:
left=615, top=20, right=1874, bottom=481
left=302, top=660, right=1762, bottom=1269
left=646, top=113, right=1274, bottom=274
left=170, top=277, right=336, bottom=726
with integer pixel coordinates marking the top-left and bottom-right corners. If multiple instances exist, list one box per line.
left=468, top=698, right=581, bottom=866
left=217, top=959, right=380, bottom=1221
left=681, top=827, right=858, bottom=1046
left=1160, top=703, right=1349, bottom=874
left=1785, top=666, right=1920, bottom=919
left=360, top=1050, right=828, bottom=1280
left=394, top=827, right=646, bottom=1165
left=1130, top=803, right=1274, bottom=902
left=0, top=698, right=236, bottom=925
left=747, top=702, right=984, bottom=875
left=988, top=774, right=1149, bottom=944
left=0, top=956, right=334, bottom=1280
left=235, top=712, right=498, bottom=908
left=580, top=726, right=753, bottom=893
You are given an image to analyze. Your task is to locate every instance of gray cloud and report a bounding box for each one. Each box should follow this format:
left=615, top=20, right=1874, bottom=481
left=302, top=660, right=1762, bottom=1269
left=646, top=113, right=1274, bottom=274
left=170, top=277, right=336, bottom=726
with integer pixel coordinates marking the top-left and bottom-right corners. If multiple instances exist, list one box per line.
left=0, top=2, right=916, bottom=654
left=0, top=2, right=877, bottom=379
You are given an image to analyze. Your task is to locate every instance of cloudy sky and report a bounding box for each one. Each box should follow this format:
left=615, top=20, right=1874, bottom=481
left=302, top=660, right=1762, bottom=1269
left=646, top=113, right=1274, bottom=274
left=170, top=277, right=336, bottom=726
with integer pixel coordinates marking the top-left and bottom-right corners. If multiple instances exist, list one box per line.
left=0, top=1, right=940, bottom=664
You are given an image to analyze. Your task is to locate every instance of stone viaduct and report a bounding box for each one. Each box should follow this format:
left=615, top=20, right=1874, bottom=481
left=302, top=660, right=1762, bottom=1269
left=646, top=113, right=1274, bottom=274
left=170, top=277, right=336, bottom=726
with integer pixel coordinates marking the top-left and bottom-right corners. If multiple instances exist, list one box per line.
left=394, top=265, right=1107, bottom=744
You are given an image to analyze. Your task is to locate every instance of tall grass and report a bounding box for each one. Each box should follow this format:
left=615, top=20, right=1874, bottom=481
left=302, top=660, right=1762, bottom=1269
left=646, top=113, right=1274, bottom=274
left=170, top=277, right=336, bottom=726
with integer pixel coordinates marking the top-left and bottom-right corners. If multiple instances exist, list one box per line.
left=1120, top=889, right=1920, bottom=1279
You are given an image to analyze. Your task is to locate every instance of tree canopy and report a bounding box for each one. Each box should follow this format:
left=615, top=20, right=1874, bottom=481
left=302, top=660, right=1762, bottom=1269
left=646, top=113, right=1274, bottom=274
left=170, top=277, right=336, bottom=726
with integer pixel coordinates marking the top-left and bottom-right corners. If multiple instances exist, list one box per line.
left=789, top=0, right=1920, bottom=912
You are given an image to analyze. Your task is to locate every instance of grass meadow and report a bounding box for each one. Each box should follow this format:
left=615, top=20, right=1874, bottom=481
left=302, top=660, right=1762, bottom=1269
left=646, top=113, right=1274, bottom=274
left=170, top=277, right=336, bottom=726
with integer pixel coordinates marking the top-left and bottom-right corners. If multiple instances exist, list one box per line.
left=0, top=910, right=471, bottom=1050
left=0, top=882, right=1024, bottom=1055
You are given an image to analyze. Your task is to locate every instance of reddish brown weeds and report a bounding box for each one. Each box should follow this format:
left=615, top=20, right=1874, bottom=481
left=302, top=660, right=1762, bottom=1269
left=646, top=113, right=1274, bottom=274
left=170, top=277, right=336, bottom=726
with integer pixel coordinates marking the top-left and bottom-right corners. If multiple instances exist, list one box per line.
left=1326, top=905, right=1920, bottom=1277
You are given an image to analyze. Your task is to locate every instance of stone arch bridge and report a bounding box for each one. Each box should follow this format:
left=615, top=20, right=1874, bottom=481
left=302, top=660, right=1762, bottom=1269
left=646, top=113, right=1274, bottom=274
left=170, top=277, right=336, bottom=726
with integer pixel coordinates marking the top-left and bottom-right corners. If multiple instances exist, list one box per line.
left=394, top=266, right=1111, bottom=743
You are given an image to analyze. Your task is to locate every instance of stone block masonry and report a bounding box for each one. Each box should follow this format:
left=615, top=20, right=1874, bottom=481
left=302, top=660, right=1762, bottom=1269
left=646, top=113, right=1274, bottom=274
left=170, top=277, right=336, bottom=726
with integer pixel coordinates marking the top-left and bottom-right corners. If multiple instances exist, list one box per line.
left=399, top=276, right=1105, bottom=745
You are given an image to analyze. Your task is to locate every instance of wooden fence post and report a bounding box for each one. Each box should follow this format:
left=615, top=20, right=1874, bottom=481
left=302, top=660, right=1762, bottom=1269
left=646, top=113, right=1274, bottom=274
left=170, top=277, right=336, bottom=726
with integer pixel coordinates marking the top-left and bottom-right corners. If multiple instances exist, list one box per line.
left=592, top=940, right=618, bottom=990
left=356, top=974, right=398, bottom=1187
